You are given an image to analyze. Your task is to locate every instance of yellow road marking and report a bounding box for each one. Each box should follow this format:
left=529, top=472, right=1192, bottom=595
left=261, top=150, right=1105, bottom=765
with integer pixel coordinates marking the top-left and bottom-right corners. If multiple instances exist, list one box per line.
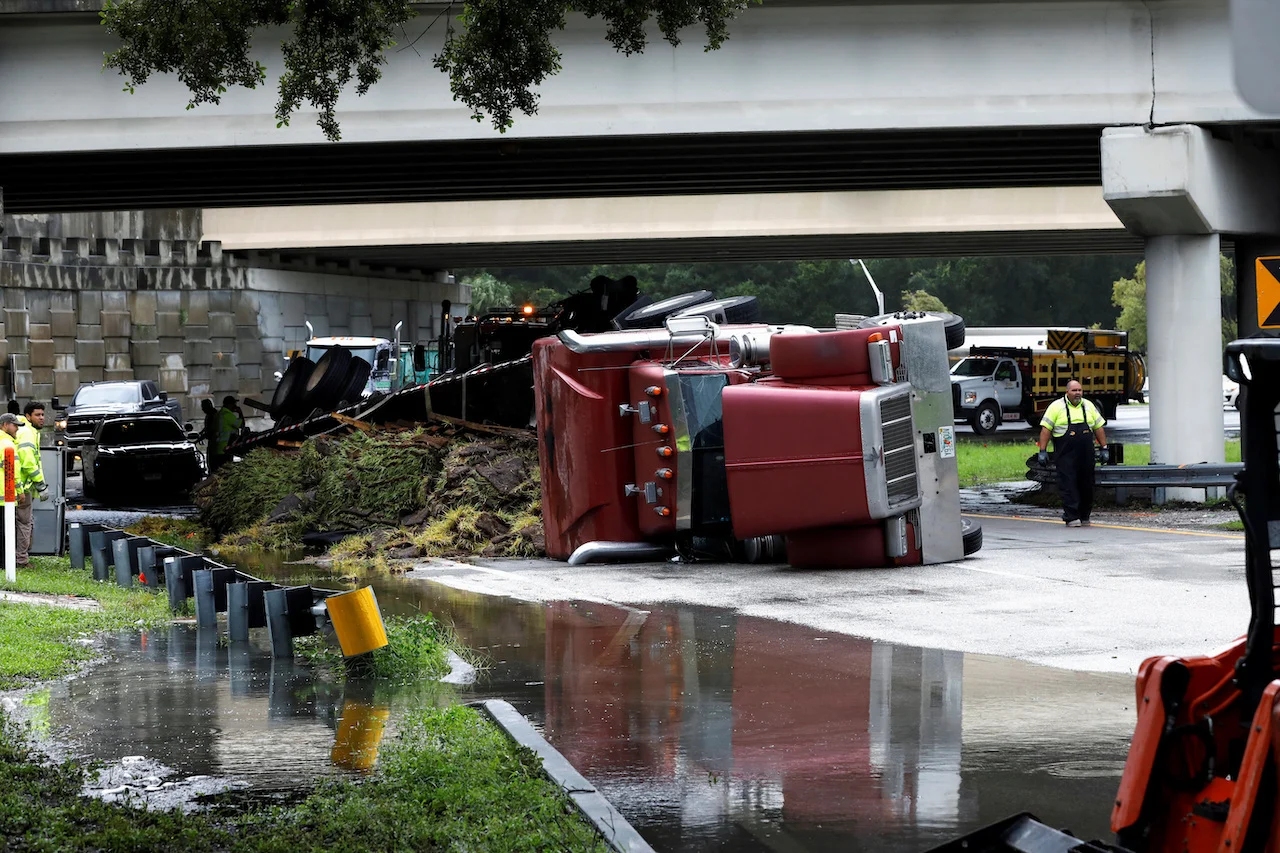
left=964, top=512, right=1243, bottom=539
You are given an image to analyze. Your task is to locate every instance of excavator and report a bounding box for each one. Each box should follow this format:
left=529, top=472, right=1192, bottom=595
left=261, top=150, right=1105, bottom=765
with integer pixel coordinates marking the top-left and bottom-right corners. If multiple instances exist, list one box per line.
left=933, top=333, right=1280, bottom=852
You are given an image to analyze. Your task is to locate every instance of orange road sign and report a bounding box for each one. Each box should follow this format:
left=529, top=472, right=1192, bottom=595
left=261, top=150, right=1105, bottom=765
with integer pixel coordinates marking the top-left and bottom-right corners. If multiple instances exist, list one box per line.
left=1257, top=257, right=1280, bottom=328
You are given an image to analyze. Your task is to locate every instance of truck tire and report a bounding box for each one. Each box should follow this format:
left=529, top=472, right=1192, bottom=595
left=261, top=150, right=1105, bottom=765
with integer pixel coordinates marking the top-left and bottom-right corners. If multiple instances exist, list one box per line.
left=962, top=518, right=982, bottom=556
left=301, top=348, right=353, bottom=413
left=858, top=311, right=966, bottom=351
left=617, top=290, right=715, bottom=329
left=610, top=295, right=653, bottom=330
left=971, top=401, right=1000, bottom=435
left=1025, top=412, right=1041, bottom=429
left=270, top=356, right=315, bottom=419
left=336, top=358, right=372, bottom=407
left=741, top=534, right=787, bottom=564
left=672, top=295, right=761, bottom=325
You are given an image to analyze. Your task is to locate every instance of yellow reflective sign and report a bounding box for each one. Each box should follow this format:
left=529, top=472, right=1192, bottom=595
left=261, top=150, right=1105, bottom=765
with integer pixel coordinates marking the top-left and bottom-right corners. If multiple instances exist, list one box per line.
left=1257, top=257, right=1280, bottom=329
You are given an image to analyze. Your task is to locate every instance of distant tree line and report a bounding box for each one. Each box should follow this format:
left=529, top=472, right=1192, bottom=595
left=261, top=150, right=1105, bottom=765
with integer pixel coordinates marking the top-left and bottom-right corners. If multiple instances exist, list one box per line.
left=456, top=254, right=1240, bottom=353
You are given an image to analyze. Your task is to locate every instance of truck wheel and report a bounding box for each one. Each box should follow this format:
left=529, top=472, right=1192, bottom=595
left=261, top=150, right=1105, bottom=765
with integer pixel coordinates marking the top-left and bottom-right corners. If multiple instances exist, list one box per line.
left=741, top=534, right=786, bottom=564
left=270, top=356, right=314, bottom=419
left=858, top=311, right=966, bottom=350
left=672, top=295, right=761, bottom=325
left=301, top=348, right=353, bottom=413
left=1025, top=412, right=1041, bottom=429
left=961, top=518, right=982, bottom=556
left=336, top=358, right=373, bottom=408
left=971, top=401, right=999, bottom=435
left=616, top=290, right=715, bottom=329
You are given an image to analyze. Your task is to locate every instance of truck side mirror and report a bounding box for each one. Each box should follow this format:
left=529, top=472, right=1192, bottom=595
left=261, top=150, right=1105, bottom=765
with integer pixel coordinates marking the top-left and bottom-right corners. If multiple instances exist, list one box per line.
left=158, top=391, right=169, bottom=402
left=51, top=396, right=61, bottom=410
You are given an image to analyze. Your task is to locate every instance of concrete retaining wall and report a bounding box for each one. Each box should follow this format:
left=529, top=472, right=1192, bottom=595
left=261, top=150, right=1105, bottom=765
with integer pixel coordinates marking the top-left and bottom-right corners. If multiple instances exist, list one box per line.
left=1, top=212, right=463, bottom=424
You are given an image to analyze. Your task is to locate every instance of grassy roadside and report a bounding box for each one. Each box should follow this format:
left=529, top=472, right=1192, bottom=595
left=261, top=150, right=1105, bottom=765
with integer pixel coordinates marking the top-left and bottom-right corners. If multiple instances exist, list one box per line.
left=0, top=557, right=171, bottom=688
left=0, top=558, right=612, bottom=852
left=0, top=702, right=609, bottom=852
left=957, top=439, right=1242, bottom=487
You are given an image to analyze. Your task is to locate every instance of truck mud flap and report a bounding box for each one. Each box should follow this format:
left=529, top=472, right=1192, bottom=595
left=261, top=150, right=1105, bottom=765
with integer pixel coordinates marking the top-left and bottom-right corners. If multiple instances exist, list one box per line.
left=925, top=813, right=1122, bottom=853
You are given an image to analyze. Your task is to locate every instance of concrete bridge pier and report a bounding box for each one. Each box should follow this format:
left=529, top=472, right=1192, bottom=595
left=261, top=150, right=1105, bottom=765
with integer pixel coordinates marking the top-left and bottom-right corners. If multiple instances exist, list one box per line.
left=1103, top=125, right=1280, bottom=501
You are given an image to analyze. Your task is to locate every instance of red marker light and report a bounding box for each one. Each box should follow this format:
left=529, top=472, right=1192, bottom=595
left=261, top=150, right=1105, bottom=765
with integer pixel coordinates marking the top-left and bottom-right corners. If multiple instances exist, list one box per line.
left=645, top=385, right=663, bottom=397
left=657, top=446, right=673, bottom=458
left=656, top=468, right=673, bottom=480
left=654, top=507, right=671, bottom=517
left=652, top=423, right=670, bottom=434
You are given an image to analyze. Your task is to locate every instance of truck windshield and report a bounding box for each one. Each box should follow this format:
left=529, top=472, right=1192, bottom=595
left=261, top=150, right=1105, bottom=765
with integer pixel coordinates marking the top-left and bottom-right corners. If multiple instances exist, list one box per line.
left=306, top=345, right=378, bottom=367
left=98, top=419, right=183, bottom=445
left=951, top=358, right=998, bottom=378
left=74, top=385, right=141, bottom=406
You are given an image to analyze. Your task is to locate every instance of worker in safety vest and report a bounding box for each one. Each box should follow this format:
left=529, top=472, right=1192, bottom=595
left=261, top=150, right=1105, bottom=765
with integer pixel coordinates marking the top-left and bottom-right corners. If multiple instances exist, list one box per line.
left=15, top=404, right=48, bottom=567
left=1036, top=379, right=1108, bottom=528
left=16, top=402, right=49, bottom=566
left=211, top=396, right=245, bottom=470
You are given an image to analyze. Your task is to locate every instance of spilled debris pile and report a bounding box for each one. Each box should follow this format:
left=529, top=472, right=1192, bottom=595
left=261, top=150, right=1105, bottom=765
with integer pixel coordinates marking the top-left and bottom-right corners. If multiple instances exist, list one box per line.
left=195, top=418, right=542, bottom=559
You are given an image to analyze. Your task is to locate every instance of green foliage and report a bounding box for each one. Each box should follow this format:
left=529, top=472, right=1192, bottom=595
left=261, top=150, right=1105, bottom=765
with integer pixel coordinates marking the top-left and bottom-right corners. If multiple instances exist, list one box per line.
left=1111, top=254, right=1237, bottom=351
left=462, top=272, right=514, bottom=315
left=295, top=614, right=453, bottom=681
left=101, top=0, right=413, bottom=141
left=1112, top=261, right=1148, bottom=351
left=462, top=255, right=1146, bottom=330
left=124, top=516, right=210, bottom=550
left=0, top=701, right=608, bottom=852
left=0, top=557, right=171, bottom=687
left=101, top=0, right=756, bottom=138
left=901, top=289, right=949, bottom=312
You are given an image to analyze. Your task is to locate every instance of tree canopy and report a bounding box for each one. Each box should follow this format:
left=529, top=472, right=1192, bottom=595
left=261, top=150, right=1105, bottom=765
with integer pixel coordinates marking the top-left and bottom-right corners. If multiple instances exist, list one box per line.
left=460, top=255, right=1152, bottom=334
left=100, top=0, right=758, bottom=140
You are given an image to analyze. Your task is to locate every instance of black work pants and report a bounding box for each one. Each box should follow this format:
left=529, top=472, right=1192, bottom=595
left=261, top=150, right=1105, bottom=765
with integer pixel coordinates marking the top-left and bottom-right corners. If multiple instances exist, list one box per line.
left=1055, top=444, right=1094, bottom=523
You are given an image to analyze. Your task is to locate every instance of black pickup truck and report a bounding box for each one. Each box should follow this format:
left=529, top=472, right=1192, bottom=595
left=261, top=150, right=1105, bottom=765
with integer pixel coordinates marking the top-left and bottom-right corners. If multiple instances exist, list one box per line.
left=54, top=380, right=185, bottom=454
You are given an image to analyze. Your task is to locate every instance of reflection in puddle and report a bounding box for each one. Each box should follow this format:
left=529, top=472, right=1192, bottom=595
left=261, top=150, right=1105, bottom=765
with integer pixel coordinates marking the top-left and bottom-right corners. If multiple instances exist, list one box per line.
left=37, top=559, right=1135, bottom=851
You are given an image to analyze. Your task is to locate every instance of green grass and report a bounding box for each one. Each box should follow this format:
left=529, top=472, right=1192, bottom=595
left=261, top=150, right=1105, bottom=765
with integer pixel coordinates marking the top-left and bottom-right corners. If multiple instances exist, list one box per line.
left=956, top=439, right=1242, bottom=487
left=0, top=703, right=610, bottom=852
left=0, top=557, right=172, bottom=688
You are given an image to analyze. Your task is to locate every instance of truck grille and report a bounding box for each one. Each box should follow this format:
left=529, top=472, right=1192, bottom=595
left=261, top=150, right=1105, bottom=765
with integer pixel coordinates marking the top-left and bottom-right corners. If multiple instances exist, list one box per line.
left=951, top=383, right=961, bottom=416
left=879, top=394, right=920, bottom=507
left=66, top=415, right=104, bottom=438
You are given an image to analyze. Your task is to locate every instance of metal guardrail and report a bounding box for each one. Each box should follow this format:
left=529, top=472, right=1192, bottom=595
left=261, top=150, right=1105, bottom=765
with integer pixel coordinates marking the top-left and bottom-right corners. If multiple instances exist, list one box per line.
left=65, top=522, right=381, bottom=659
left=1027, top=462, right=1244, bottom=489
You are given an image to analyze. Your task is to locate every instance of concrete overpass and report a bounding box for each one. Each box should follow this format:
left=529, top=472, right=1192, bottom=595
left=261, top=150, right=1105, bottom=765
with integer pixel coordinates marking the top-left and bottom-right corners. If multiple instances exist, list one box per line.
left=3, top=0, right=1280, bottom=489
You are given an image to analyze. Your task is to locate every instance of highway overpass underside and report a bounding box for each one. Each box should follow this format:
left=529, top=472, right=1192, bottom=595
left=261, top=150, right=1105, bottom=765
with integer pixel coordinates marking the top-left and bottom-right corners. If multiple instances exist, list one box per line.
left=199, top=186, right=1140, bottom=268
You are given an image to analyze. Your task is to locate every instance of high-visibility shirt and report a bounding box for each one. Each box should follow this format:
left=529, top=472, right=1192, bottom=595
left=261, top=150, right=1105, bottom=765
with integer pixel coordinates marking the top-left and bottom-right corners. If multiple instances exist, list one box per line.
left=1040, top=396, right=1105, bottom=438
left=15, top=418, right=45, bottom=494
left=214, top=407, right=244, bottom=454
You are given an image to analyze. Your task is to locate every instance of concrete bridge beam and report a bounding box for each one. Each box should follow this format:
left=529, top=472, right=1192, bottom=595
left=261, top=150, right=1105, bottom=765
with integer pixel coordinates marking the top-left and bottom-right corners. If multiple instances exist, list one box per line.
left=1103, top=124, right=1280, bottom=498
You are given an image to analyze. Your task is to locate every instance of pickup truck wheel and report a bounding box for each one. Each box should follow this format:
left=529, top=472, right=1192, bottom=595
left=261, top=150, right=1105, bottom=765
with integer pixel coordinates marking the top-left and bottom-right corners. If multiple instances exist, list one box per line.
left=961, top=518, right=982, bottom=555
left=971, top=401, right=1000, bottom=435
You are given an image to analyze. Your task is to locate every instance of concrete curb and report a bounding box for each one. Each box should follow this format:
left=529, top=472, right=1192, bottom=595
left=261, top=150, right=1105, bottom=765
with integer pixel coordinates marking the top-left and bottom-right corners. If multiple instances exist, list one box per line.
left=475, top=699, right=655, bottom=853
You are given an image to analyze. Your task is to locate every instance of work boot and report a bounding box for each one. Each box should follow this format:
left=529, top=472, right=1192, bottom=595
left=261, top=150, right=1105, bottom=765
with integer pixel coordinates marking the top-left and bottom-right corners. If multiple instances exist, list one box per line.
left=1080, top=519, right=1091, bottom=527
left=1066, top=519, right=1081, bottom=528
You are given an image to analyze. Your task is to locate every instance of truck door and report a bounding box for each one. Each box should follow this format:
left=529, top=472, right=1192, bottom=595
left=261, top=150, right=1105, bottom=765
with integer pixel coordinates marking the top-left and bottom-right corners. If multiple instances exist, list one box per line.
left=994, top=360, right=1022, bottom=409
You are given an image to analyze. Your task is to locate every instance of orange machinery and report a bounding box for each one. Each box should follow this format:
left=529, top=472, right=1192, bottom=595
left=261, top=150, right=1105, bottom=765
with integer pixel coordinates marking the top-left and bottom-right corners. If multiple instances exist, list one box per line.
left=933, top=335, right=1280, bottom=853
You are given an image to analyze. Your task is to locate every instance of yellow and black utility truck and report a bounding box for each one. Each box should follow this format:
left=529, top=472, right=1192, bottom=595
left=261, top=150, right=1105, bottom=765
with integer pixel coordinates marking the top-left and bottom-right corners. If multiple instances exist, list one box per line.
left=949, top=328, right=1146, bottom=435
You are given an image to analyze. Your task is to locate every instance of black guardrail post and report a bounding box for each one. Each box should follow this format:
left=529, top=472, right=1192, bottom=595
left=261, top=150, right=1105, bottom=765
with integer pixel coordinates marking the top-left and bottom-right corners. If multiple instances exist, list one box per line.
left=89, top=530, right=127, bottom=582
left=163, top=556, right=184, bottom=611
left=226, top=583, right=250, bottom=642
left=192, top=569, right=217, bottom=627
left=264, top=588, right=292, bottom=659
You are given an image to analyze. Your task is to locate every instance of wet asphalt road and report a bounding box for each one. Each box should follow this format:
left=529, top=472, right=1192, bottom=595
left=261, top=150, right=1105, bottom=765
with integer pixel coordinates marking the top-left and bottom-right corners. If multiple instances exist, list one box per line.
left=409, top=513, right=1247, bottom=675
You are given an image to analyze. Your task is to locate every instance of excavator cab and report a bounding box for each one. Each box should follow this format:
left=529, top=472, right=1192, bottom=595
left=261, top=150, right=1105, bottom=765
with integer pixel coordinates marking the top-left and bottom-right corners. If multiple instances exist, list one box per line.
left=931, top=335, right=1280, bottom=853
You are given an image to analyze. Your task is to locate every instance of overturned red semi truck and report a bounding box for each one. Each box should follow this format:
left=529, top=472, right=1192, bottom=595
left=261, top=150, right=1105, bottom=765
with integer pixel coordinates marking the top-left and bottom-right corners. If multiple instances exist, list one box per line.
left=533, top=314, right=979, bottom=569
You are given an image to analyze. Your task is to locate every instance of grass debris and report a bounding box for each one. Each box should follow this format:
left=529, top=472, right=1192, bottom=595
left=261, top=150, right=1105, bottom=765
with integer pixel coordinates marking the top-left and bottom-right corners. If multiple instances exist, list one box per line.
left=197, top=421, right=544, bottom=560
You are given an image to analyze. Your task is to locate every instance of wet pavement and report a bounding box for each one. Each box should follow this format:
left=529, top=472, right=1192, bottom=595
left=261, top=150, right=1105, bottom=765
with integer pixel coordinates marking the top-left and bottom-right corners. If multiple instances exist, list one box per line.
left=21, top=559, right=1139, bottom=851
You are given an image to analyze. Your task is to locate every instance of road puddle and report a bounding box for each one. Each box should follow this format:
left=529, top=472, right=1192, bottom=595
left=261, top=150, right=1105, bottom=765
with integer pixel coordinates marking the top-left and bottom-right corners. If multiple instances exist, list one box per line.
left=29, top=556, right=1137, bottom=851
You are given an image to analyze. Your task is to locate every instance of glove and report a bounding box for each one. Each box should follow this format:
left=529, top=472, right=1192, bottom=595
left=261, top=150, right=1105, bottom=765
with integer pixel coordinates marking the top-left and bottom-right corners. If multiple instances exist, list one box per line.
left=1036, top=450, right=1048, bottom=465
left=1095, top=446, right=1109, bottom=465
left=35, top=483, right=49, bottom=502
